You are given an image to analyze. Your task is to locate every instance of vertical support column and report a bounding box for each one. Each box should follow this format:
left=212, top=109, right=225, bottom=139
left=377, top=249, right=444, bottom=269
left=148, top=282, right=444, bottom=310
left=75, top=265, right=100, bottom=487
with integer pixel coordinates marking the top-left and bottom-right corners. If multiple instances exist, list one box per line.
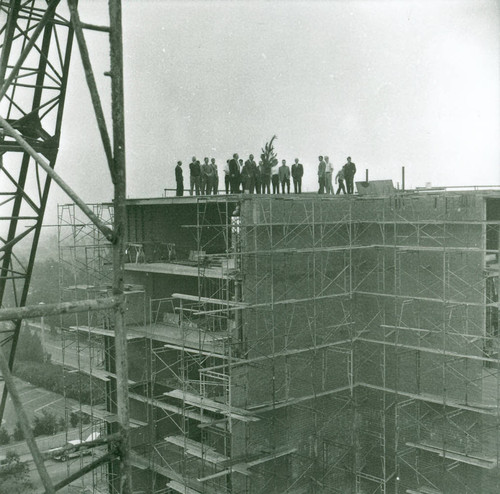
left=108, top=0, right=132, bottom=492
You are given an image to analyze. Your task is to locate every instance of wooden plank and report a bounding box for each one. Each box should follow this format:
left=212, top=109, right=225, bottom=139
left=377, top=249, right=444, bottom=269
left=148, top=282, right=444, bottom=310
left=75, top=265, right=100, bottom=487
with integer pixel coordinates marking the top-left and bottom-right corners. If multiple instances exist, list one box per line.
left=172, top=293, right=247, bottom=307
left=245, top=447, right=297, bottom=467
left=164, top=390, right=258, bottom=422
left=406, top=488, right=442, bottom=494
left=69, top=325, right=144, bottom=340
left=163, top=343, right=230, bottom=359
left=198, top=468, right=234, bottom=482
left=167, top=481, right=202, bottom=494
left=125, top=262, right=226, bottom=279
left=129, top=392, right=211, bottom=423
left=165, top=435, right=229, bottom=464
left=406, top=441, right=497, bottom=469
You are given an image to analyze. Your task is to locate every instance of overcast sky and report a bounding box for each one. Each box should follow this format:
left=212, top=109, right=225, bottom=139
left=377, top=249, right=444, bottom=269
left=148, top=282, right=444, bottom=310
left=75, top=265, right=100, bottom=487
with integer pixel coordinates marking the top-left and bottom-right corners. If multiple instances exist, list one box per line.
left=44, top=0, right=499, bottom=223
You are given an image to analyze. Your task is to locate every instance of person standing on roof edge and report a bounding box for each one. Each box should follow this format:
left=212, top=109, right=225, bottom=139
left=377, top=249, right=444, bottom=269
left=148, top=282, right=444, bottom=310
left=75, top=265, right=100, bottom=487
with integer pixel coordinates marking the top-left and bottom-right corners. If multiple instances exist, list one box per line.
left=271, top=158, right=280, bottom=193
left=201, top=157, right=214, bottom=195
left=224, top=159, right=230, bottom=194
left=335, top=165, right=346, bottom=194
left=279, top=159, right=290, bottom=194
left=344, top=156, right=356, bottom=194
left=253, top=156, right=262, bottom=193
left=317, top=156, right=326, bottom=194
left=241, top=159, right=252, bottom=193
left=238, top=158, right=245, bottom=192
left=175, top=161, right=184, bottom=196
left=260, top=160, right=271, bottom=194
left=244, top=154, right=257, bottom=193
left=211, top=158, right=219, bottom=194
left=229, top=153, right=240, bottom=193
left=246, top=154, right=258, bottom=193
left=291, top=158, right=303, bottom=193
left=325, top=156, right=333, bottom=194
left=189, top=156, right=201, bottom=195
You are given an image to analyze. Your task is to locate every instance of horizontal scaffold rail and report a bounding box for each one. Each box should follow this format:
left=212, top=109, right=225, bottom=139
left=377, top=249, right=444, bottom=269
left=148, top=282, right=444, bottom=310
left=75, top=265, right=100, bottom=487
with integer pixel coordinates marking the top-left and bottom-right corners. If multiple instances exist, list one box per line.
left=355, top=290, right=495, bottom=308
left=202, top=337, right=353, bottom=372
left=359, top=383, right=498, bottom=415
left=179, top=218, right=500, bottom=227
left=249, top=385, right=353, bottom=413
left=356, top=336, right=499, bottom=365
left=406, top=440, right=497, bottom=469
left=156, top=245, right=496, bottom=263
left=175, top=292, right=350, bottom=316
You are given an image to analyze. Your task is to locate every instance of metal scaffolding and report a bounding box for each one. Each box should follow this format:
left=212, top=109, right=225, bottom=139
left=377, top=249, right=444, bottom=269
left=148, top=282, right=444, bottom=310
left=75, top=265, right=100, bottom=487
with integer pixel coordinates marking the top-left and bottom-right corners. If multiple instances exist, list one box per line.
left=116, top=192, right=499, bottom=493
left=113, top=195, right=357, bottom=493
left=50, top=191, right=500, bottom=493
left=0, top=1, right=132, bottom=492
left=354, top=193, right=500, bottom=494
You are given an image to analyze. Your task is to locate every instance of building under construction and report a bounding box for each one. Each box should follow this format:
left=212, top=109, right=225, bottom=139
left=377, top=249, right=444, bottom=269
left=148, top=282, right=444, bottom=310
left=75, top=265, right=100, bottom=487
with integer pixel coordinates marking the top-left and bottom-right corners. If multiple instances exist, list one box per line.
left=57, top=189, right=500, bottom=494
left=1, top=2, right=499, bottom=493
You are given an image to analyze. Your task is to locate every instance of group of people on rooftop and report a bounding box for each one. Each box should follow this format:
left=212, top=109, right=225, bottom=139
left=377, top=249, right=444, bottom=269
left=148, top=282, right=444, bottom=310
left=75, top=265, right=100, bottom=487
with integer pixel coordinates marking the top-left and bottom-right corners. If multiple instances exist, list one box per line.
left=174, top=154, right=357, bottom=196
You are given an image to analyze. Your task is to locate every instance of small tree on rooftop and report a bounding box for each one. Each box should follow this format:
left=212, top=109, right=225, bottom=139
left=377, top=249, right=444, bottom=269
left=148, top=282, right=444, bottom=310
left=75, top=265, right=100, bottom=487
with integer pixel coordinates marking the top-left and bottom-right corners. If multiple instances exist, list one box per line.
left=260, top=135, right=277, bottom=171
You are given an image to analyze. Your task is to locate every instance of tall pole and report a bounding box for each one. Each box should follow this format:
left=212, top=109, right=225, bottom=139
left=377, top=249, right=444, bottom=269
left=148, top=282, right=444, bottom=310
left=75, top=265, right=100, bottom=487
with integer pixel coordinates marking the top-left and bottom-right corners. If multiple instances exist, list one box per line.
left=39, top=302, right=45, bottom=352
left=108, top=0, right=132, bottom=492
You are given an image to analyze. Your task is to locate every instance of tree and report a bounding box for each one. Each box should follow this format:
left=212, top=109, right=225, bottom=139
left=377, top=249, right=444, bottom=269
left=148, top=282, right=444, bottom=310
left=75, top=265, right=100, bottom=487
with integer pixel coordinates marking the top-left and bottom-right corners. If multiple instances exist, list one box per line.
left=15, top=328, right=44, bottom=363
left=58, top=416, right=66, bottom=432
left=260, top=135, right=278, bottom=170
left=33, top=410, right=58, bottom=437
left=0, top=426, right=10, bottom=445
left=12, top=422, right=24, bottom=441
left=0, top=451, right=33, bottom=493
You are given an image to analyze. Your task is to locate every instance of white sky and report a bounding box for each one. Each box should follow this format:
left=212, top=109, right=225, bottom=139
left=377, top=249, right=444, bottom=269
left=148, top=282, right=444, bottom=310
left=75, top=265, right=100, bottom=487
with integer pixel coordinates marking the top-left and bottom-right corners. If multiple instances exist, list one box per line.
left=45, top=0, right=499, bottom=222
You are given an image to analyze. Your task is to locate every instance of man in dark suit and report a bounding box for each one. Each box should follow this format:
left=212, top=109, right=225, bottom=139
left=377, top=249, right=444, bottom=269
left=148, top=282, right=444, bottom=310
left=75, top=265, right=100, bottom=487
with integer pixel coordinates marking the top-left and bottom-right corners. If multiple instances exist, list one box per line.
left=344, top=156, right=356, bottom=194
left=229, top=153, right=240, bottom=193
left=291, top=158, right=303, bottom=193
left=175, top=161, right=183, bottom=196
left=189, top=156, right=201, bottom=195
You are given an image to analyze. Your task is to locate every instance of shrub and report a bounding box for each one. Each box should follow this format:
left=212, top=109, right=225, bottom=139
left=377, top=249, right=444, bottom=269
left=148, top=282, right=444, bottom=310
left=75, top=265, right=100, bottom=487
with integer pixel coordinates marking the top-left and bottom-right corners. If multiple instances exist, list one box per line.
left=58, top=417, right=66, bottom=432
left=0, top=450, right=32, bottom=493
left=12, top=422, right=24, bottom=442
left=15, top=329, right=44, bottom=364
left=0, top=427, right=10, bottom=445
left=70, top=411, right=79, bottom=428
left=33, top=410, right=58, bottom=437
